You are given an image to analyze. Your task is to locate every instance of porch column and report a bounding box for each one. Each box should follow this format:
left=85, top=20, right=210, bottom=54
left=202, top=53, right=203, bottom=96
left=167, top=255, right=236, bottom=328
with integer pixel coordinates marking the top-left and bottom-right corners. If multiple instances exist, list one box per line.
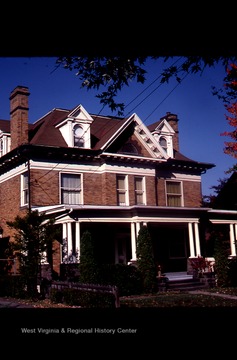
left=194, top=222, right=201, bottom=256
left=62, top=223, right=67, bottom=262
left=188, top=222, right=195, bottom=257
left=234, top=224, right=237, bottom=256
left=75, top=221, right=80, bottom=261
left=67, top=222, right=73, bottom=257
left=136, top=222, right=141, bottom=237
left=230, top=224, right=236, bottom=257
left=130, top=222, right=137, bottom=261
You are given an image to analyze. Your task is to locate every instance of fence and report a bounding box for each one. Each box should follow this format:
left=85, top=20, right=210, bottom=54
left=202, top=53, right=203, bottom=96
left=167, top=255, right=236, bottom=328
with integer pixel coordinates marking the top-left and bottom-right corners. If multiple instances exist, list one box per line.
left=50, top=281, right=120, bottom=308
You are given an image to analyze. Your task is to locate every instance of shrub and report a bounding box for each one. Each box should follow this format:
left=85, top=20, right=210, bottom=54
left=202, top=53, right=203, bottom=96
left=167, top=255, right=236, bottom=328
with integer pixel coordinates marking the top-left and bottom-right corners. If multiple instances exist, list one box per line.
left=98, top=263, right=143, bottom=296
left=0, top=275, right=26, bottom=298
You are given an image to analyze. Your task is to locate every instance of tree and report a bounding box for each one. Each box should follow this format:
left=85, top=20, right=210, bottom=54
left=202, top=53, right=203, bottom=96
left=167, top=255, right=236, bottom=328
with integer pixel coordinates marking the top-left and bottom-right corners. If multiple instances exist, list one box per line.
left=56, top=56, right=237, bottom=116
left=202, top=177, right=229, bottom=207
left=79, top=230, right=100, bottom=284
left=213, top=230, right=230, bottom=287
left=136, top=225, right=157, bottom=293
left=7, top=210, right=58, bottom=298
left=217, top=62, right=237, bottom=174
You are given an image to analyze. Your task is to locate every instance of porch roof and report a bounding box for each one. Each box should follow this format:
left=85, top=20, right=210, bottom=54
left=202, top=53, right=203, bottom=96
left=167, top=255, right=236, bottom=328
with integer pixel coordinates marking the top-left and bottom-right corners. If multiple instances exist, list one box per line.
left=34, top=204, right=214, bottom=223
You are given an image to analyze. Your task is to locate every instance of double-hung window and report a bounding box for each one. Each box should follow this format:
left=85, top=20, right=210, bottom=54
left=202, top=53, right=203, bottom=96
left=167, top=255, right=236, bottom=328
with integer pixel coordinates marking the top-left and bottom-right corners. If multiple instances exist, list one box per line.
left=116, top=175, right=128, bottom=206
left=61, top=173, right=82, bottom=205
left=134, top=176, right=145, bottom=205
left=21, top=171, right=29, bottom=206
left=166, top=181, right=182, bottom=207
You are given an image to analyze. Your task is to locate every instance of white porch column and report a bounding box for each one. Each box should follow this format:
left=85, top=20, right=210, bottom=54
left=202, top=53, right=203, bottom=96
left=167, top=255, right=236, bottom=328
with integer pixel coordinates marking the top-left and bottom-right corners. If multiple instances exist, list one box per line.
left=62, top=223, right=67, bottom=262
left=75, top=221, right=80, bottom=261
left=67, top=222, right=73, bottom=257
left=130, top=222, right=137, bottom=261
left=136, top=222, right=141, bottom=237
left=230, top=224, right=236, bottom=257
left=234, top=224, right=237, bottom=256
left=194, top=222, right=201, bottom=256
left=188, top=222, right=195, bottom=257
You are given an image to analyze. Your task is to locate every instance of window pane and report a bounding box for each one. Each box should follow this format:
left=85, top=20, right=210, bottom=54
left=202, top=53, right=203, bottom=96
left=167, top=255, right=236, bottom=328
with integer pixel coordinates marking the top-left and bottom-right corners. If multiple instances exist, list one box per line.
left=135, top=177, right=142, bottom=191
left=118, top=192, right=125, bottom=205
left=117, top=176, right=125, bottom=189
left=61, top=174, right=81, bottom=204
left=136, top=193, right=144, bottom=205
left=167, top=181, right=180, bottom=194
left=167, top=195, right=181, bottom=206
left=23, top=172, right=28, bottom=189
left=74, top=125, right=84, bottom=147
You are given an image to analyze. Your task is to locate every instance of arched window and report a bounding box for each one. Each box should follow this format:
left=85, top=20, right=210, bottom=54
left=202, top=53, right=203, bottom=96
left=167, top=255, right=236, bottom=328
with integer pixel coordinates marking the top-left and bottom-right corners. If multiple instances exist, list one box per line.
left=120, top=142, right=138, bottom=154
left=73, top=125, right=84, bottom=147
left=159, top=136, right=167, bottom=152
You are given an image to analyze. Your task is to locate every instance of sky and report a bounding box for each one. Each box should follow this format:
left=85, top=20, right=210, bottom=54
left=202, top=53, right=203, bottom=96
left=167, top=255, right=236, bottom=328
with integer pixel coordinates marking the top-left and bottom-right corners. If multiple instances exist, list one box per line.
left=0, top=56, right=234, bottom=197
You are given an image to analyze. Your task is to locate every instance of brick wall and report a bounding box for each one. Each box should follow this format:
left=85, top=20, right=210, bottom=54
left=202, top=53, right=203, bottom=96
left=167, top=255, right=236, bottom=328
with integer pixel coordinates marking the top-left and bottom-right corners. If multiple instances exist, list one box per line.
left=31, top=169, right=59, bottom=206
left=0, top=175, right=22, bottom=235
left=157, top=178, right=166, bottom=206
left=101, top=172, right=117, bottom=205
left=183, top=180, right=202, bottom=207
left=10, top=86, right=30, bottom=150
left=146, top=176, right=157, bottom=206
left=83, top=173, right=102, bottom=204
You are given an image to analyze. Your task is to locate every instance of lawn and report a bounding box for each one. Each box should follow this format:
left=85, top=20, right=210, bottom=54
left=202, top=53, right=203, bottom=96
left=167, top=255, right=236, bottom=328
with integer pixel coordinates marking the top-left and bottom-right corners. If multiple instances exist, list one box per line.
left=119, top=287, right=237, bottom=307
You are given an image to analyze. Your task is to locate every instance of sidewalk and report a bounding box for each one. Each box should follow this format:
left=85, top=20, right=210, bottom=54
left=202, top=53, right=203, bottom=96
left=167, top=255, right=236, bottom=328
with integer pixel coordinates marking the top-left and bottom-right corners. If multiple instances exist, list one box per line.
left=0, top=298, right=34, bottom=308
left=188, top=290, right=237, bottom=300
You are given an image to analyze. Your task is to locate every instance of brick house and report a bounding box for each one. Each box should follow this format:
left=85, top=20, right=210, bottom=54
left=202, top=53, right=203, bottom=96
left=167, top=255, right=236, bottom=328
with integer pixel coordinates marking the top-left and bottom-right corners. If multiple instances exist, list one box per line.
left=0, top=85, right=237, bottom=279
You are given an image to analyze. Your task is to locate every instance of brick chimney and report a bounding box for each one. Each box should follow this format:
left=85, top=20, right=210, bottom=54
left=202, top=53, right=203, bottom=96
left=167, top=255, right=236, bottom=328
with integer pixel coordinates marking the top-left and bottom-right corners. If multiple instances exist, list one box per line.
left=10, top=86, right=30, bottom=150
left=160, top=111, right=179, bottom=151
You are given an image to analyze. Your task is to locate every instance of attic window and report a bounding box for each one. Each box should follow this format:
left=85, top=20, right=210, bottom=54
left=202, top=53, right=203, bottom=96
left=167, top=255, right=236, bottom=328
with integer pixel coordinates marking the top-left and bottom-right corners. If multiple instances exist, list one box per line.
left=73, top=125, right=84, bottom=147
left=159, top=137, right=167, bottom=152
left=120, top=142, right=138, bottom=154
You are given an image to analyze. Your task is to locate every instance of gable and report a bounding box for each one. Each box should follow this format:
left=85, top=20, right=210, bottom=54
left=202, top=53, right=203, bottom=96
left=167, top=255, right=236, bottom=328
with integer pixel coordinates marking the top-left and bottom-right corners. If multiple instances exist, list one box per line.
left=101, top=113, right=169, bottom=160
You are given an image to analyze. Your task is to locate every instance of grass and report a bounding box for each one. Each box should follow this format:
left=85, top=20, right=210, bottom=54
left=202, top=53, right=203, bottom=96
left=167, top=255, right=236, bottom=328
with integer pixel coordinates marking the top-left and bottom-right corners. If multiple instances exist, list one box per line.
left=119, top=287, right=237, bottom=308
left=3, top=286, right=237, bottom=308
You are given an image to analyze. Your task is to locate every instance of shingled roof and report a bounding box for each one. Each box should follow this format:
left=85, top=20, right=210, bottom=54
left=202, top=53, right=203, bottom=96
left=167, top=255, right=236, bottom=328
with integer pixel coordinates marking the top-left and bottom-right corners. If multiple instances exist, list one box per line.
left=0, top=103, right=215, bottom=171
left=28, top=108, right=129, bottom=150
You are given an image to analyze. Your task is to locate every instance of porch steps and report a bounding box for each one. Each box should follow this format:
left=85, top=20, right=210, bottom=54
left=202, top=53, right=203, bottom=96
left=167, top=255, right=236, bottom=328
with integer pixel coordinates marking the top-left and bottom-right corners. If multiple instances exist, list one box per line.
left=164, top=272, right=207, bottom=292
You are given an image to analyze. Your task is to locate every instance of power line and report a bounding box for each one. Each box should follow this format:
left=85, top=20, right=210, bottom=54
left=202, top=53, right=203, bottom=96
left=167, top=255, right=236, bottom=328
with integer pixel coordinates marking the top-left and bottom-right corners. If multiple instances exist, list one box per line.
left=143, top=71, right=190, bottom=123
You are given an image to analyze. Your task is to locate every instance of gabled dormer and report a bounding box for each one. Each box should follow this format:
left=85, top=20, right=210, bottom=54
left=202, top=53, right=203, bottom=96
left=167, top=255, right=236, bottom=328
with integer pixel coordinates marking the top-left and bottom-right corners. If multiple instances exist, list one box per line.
left=148, top=112, right=179, bottom=159
left=55, top=105, right=94, bottom=148
left=151, top=119, right=175, bottom=158
left=0, top=129, right=11, bottom=157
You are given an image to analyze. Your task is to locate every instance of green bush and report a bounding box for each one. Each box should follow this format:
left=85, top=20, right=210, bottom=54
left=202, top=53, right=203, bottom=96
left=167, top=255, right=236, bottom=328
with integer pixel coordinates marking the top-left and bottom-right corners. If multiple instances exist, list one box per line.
left=228, top=258, right=237, bottom=286
left=98, top=263, right=143, bottom=296
left=49, top=288, right=64, bottom=303
left=0, top=275, right=26, bottom=298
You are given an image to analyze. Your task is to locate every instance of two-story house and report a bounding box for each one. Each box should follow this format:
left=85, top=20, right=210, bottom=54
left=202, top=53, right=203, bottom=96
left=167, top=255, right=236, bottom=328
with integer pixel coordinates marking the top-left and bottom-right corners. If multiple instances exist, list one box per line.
left=0, top=85, right=237, bottom=279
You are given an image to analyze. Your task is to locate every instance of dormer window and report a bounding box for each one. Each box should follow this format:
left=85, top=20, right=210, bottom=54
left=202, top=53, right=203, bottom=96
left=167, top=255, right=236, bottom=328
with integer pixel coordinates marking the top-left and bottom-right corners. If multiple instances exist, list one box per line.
left=73, top=125, right=84, bottom=147
left=159, top=136, right=167, bottom=153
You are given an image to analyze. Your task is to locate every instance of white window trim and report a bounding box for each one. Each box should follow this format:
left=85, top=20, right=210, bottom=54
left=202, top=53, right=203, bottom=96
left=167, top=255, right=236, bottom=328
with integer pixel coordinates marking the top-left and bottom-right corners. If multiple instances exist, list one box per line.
left=116, top=174, right=129, bottom=206
left=134, top=176, right=146, bottom=205
left=165, top=180, right=184, bottom=207
left=21, top=171, right=29, bottom=207
left=60, top=172, right=83, bottom=205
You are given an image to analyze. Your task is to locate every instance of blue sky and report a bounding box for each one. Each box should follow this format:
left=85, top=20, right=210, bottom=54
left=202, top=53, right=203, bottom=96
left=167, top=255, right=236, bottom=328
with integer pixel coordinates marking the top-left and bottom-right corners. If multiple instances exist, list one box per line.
left=0, top=56, right=234, bottom=197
